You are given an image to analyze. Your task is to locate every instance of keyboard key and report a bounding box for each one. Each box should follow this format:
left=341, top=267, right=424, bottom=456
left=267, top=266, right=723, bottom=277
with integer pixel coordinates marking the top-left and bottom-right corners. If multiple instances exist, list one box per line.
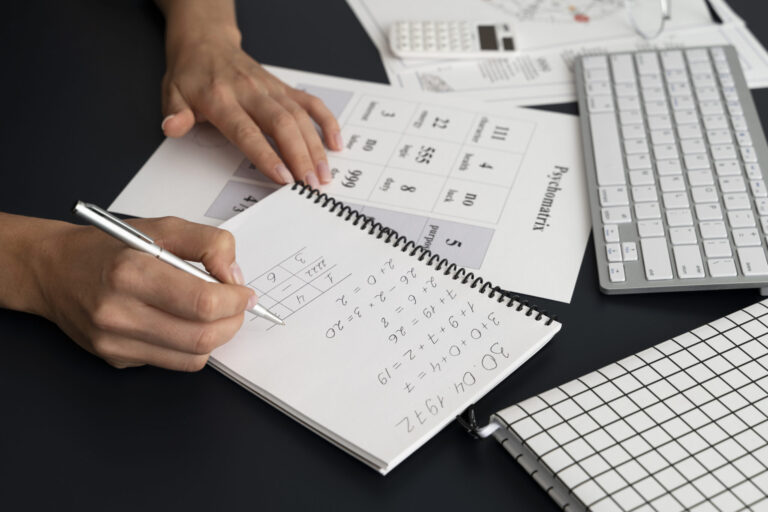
left=688, top=170, right=714, bottom=186
left=724, top=193, right=750, bottom=210
left=711, top=143, right=737, bottom=160
left=606, top=243, right=622, bottom=262
left=638, top=220, right=664, bottom=237
left=630, top=170, right=655, bottom=185
left=691, top=186, right=718, bottom=203
left=735, top=130, right=752, bottom=146
left=708, top=258, right=737, bottom=278
left=666, top=209, right=693, bottom=226
left=644, top=100, right=668, bottom=116
left=686, top=49, right=709, bottom=63
left=727, top=99, right=743, bottom=116
left=604, top=225, right=620, bottom=242
left=732, top=115, right=748, bottom=130
left=608, top=262, right=626, bottom=282
left=663, top=192, right=689, bottom=209
left=733, top=228, right=761, bottom=247
left=618, top=96, right=641, bottom=111
left=714, top=160, right=741, bottom=176
left=653, top=144, right=678, bottom=160
left=649, top=114, right=672, bottom=130
left=632, top=185, right=658, bottom=202
left=657, top=159, right=682, bottom=176
left=585, top=68, right=610, bottom=82
left=643, top=87, right=665, bottom=101
left=587, top=81, right=610, bottom=95
left=692, top=73, right=715, bottom=87
left=602, top=206, right=632, bottom=224
left=611, top=54, right=636, bottom=84
left=636, top=52, right=660, bottom=74
left=684, top=154, right=710, bottom=170
left=677, top=123, right=702, bottom=139
left=671, top=96, right=694, bottom=110
left=650, top=129, right=675, bottom=145
left=589, top=95, right=615, bottom=113
left=625, top=139, right=649, bottom=154
left=620, top=110, right=644, bottom=125
left=626, top=154, right=651, bottom=171
left=741, top=146, right=758, bottom=163
left=699, top=221, right=727, bottom=239
left=761, top=216, right=768, bottom=234
left=622, top=242, right=638, bottom=261
left=583, top=55, right=608, bottom=69
left=599, top=186, right=629, bottom=206
left=635, top=202, right=661, bottom=220
left=704, top=239, right=732, bottom=258
left=758, top=198, right=768, bottom=216
left=660, top=176, right=686, bottom=192
left=640, top=74, right=663, bottom=88
left=673, top=245, right=705, bottom=278
left=590, top=112, right=626, bottom=186
left=727, top=210, right=755, bottom=228
left=700, top=100, right=724, bottom=115
left=666, top=69, right=688, bottom=84
left=662, top=50, right=685, bottom=70
left=681, top=138, right=706, bottom=154
left=622, top=124, right=645, bottom=139
left=751, top=180, right=768, bottom=198
left=719, top=176, right=746, bottom=193
left=689, top=61, right=713, bottom=75
left=738, top=247, right=768, bottom=275
left=745, top=163, right=763, bottom=180
left=675, top=110, right=698, bottom=125
left=695, top=203, right=723, bottom=220
left=706, top=129, right=731, bottom=144
left=641, top=238, right=674, bottom=280
left=615, top=83, right=638, bottom=97
left=703, top=115, right=728, bottom=130
left=696, top=87, right=719, bottom=101
left=670, top=226, right=697, bottom=245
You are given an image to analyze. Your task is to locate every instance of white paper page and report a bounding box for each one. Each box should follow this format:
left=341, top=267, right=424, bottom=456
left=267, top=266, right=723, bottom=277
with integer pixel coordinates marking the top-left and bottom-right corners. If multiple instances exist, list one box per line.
left=388, top=23, right=768, bottom=107
left=346, top=0, right=768, bottom=106
left=210, top=186, right=561, bottom=473
left=110, top=66, right=589, bottom=303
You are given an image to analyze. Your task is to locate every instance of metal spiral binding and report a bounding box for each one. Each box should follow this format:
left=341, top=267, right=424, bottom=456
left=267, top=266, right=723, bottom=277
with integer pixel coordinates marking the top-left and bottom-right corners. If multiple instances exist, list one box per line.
left=292, top=182, right=556, bottom=325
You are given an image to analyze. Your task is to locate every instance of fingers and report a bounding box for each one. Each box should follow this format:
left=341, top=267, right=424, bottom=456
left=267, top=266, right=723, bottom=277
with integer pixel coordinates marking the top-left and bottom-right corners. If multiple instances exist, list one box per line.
left=94, top=333, right=212, bottom=372
left=91, top=298, right=245, bottom=355
left=161, top=82, right=196, bottom=138
left=290, top=89, right=343, bottom=152
left=242, top=93, right=319, bottom=186
left=272, top=95, right=333, bottom=184
left=202, top=89, right=296, bottom=185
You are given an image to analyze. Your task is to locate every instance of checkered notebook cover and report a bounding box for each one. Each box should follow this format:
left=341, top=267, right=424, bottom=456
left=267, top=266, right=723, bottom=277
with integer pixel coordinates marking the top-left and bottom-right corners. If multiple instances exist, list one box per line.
left=493, top=300, right=768, bottom=511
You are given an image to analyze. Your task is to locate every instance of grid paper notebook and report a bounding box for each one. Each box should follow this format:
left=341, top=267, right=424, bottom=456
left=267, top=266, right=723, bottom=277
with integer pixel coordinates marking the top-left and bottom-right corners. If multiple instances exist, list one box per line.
left=493, top=299, right=768, bottom=511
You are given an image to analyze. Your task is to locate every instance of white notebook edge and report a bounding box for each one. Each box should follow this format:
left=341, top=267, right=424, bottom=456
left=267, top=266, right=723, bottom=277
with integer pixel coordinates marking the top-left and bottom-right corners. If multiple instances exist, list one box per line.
left=491, top=414, right=586, bottom=512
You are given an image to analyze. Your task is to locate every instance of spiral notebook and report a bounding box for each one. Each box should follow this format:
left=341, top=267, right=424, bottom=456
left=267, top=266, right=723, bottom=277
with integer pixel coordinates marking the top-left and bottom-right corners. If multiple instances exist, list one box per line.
left=208, top=184, right=561, bottom=474
left=491, top=300, right=768, bottom=511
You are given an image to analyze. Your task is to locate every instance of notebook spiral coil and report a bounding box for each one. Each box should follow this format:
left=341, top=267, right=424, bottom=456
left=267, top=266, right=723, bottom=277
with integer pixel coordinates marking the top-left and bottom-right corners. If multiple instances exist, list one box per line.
left=292, top=182, right=555, bottom=325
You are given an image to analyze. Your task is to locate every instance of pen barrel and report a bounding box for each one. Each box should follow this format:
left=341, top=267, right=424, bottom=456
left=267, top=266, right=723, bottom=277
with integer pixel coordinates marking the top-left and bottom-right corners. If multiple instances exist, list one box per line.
left=157, top=250, right=219, bottom=284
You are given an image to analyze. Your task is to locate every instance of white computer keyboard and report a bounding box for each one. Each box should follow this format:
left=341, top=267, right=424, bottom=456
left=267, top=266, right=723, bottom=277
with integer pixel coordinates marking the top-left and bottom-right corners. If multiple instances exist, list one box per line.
left=576, top=46, right=768, bottom=294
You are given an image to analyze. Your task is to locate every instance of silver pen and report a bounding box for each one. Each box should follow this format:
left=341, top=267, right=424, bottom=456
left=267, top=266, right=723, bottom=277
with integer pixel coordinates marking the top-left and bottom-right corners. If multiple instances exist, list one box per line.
left=72, top=201, right=285, bottom=326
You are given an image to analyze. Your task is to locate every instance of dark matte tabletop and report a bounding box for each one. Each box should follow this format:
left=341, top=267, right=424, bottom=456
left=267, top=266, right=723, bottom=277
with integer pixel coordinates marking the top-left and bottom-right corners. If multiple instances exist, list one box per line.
left=2, top=1, right=768, bottom=510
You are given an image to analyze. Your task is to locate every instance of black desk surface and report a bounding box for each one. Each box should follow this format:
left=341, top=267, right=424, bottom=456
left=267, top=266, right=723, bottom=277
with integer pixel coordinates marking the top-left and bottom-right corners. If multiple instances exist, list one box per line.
left=2, top=1, right=768, bottom=510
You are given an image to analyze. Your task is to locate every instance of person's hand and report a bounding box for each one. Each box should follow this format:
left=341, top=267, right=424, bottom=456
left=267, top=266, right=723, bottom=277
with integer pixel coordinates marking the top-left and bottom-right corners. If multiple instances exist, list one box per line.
left=160, top=25, right=342, bottom=188
left=32, top=217, right=255, bottom=371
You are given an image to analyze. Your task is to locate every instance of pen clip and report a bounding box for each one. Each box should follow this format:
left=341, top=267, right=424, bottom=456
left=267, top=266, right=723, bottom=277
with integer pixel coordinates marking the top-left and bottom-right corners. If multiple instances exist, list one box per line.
left=82, top=202, right=155, bottom=244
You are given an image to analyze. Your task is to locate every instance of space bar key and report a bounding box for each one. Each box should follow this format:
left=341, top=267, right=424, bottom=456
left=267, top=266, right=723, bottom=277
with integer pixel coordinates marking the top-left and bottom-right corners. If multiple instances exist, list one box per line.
left=590, top=112, right=626, bottom=186
left=641, top=238, right=673, bottom=280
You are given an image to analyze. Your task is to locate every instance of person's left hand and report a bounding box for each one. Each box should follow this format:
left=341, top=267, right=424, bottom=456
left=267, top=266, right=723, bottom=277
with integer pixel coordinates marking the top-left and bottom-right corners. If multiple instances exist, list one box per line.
left=160, top=27, right=341, bottom=188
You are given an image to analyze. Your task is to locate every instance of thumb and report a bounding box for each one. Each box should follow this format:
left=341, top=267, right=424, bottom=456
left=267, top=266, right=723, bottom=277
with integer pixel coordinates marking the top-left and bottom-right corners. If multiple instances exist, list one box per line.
left=161, top=83, right=196, bottom=138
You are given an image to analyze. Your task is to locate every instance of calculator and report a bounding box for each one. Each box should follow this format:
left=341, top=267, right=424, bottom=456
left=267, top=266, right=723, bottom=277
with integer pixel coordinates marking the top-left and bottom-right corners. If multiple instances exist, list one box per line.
left=389, top=21, right=517, bottom=60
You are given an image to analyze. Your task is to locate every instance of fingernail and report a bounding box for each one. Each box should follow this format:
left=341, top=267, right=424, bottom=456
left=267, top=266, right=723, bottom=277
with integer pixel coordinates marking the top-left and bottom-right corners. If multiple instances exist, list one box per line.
left=305, top=172, right=320, bottom=188
left=247, top=291, right=259, bottom=310
left=161, top=114, right=175, bottom=133
left=275, top=164, right=294, bottom=185
left=230, top=261, right=245, bottom=285
left=317, top=161, right=332, bottom=183
left=333, top=132, right=343, bottom=151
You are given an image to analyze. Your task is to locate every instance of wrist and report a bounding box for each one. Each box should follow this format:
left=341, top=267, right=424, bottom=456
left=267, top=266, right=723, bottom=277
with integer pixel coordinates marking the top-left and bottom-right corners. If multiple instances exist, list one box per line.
left=162, top=1, right=241, bottom=62
left=0, top=214, right=74, bottom=318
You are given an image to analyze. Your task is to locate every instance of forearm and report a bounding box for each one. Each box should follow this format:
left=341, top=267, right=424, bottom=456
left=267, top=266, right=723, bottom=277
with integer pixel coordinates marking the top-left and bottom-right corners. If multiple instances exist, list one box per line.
left=155, top=0, right=241, bottom=54
left=0, top=213, right=69, bottom=317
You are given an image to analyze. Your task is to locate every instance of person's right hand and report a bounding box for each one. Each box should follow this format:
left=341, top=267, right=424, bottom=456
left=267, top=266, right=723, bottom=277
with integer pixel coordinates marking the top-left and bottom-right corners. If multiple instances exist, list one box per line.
left=33, top=216, right=255, bottom=371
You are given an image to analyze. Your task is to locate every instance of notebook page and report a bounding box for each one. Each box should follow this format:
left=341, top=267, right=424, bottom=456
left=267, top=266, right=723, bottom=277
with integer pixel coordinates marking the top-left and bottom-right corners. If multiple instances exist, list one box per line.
left=210, top=185, right=561, bottom=474
left=494, top=299, right=768, bottom=511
